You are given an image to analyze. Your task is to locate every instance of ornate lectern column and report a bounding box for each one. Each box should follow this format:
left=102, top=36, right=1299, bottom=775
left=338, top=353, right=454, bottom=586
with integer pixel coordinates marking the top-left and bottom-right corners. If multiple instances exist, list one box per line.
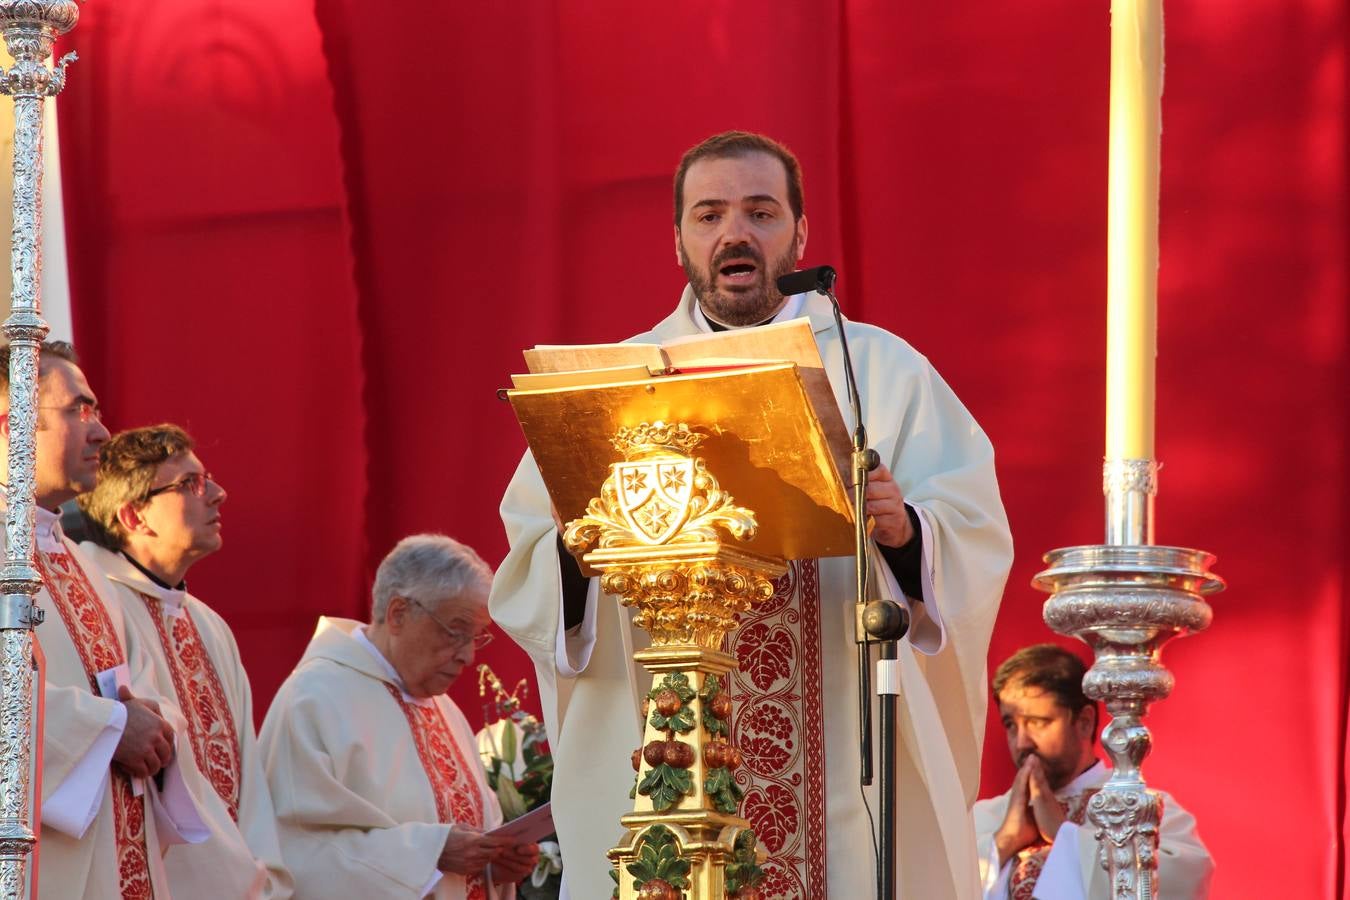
left=0, top=3, right=77, bottom=897
left=563, top=422, right=776, bottom=900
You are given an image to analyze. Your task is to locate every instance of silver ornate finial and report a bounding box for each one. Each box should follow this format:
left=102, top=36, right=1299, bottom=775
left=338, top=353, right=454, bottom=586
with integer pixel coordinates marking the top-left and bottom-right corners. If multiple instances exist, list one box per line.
left=0, top=1, right=80, bottom=895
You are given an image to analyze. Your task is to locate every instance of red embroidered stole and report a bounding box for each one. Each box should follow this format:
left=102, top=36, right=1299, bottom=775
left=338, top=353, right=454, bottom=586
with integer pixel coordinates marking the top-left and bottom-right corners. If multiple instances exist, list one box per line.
left=36, top=548, right=154, bottom=900
left=727, top=559, right=828, bottom=898
left=383, top=683, right=487, bottom=900
left=139, top=592, right=242, bottom=822
left=1008, top=787, right=1101, bottom=900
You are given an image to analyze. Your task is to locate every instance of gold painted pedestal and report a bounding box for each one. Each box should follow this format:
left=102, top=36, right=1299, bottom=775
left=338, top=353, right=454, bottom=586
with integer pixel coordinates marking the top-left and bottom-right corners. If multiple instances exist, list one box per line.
left=563, top=424, right=783, bottom=900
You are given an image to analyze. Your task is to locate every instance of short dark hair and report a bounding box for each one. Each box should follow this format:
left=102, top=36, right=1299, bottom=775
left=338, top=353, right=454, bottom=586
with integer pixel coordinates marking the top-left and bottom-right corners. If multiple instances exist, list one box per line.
left=992, top=644, right=1094, bottom=717
left=78, top=424, right=195, bottom=550
left=0, top=340, right=79, bottom=396
left=673, top=131, right=805, bottom=226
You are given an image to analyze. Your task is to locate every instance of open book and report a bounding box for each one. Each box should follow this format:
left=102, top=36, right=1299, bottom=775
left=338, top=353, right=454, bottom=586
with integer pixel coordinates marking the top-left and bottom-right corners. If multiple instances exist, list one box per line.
left=514, top=317, right=828, bottom=388
left=506, top=316, right=856, bottom=564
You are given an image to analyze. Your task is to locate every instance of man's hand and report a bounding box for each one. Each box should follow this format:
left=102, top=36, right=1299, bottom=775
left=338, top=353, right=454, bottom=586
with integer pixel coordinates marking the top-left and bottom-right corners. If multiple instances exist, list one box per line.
left=112, top=685, right=174, bottom=779
left=866, top=464, right=914, bottom=547
left=1026, top=756, right=1066, bottom=842
left=994, top=760, right=1039, bottom=867
left=490, top=842, right=541, bottom=886
left=438, top=828, right=515, bottom=876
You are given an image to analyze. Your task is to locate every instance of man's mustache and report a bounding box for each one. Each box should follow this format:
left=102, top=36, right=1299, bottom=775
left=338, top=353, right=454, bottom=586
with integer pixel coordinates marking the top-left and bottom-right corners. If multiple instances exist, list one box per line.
left=712, top=245, right=765, bottom=268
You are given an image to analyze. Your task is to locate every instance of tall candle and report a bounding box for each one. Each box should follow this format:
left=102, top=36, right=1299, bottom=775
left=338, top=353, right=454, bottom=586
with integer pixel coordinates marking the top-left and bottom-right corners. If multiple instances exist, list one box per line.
left=1105, top=0, right=1161, bottom=461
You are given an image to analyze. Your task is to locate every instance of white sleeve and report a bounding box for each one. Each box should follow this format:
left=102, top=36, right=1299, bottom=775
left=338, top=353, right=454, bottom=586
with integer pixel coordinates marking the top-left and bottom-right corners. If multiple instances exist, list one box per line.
left=42, top=699, right=125, bottom=838
left=1033, top=822, right=1088, bottom=899
left=872, top=506, right=945, bottom=655
left=981, top=840, right=1012, bottom=899
left=553, top=567, right=598, bottom=678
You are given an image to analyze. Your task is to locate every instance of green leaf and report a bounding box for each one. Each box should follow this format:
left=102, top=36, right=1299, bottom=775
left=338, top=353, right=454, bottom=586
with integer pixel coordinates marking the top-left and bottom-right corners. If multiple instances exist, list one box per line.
left=669, top=706, right=696, bottom=734
left=637, top=765, right=695, bottom=812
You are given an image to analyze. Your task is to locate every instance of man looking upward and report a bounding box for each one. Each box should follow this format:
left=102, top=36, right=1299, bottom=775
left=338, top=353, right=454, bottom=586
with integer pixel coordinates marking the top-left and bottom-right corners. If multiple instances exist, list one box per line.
left=0, top=340, right=179, bottom=899
left=79, top=424, right=292, bottom=899
left=973, top=644, right=1213, bottom=898
left=491, top=132, right=1014, bottom=898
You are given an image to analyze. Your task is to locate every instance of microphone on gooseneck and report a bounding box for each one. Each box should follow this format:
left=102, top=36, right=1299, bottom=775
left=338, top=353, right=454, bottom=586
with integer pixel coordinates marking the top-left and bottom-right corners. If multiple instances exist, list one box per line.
left=775, top=265, right=837, bottom=297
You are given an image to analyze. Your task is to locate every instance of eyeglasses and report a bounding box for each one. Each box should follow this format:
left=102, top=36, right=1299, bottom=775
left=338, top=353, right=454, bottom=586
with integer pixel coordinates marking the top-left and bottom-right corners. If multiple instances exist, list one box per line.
left=145, top=472, right=215, bottom=500
left=37, top=399, right=102, bottom=423
left=408, top=598, right=494, bottom=651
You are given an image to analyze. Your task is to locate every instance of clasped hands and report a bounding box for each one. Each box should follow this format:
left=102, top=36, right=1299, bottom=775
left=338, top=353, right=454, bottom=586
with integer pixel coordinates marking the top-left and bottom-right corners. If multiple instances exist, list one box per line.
left=994, top=756, right=1067, bottom=867
left=440, top=828, right=540, bottom=886
left=112, top=684, right=176, bottom=780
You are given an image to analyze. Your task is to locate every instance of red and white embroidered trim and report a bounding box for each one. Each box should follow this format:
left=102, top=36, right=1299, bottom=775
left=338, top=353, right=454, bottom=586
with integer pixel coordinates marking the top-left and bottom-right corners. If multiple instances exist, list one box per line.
left=384, top=683, right=487, bottom=900
left=140, top=594, right=243, bottom=822
left=727, top=559, right=827, bottom=898
left=38, top=548, right=154, bottom=899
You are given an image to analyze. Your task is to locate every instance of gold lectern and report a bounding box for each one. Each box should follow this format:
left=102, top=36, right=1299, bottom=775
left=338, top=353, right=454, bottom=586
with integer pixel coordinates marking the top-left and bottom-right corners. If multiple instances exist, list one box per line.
left=506, top=331, right=851, bottom=900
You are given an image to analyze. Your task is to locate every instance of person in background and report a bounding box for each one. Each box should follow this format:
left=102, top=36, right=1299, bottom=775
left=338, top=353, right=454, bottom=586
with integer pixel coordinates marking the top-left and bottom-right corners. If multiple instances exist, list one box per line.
left=79, top=423, right=292, bottom=898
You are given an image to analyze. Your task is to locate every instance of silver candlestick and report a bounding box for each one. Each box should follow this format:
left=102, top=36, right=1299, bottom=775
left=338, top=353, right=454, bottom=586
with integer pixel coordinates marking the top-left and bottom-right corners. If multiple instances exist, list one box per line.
left=0, top=2, right=78, bottom=898
left=1034, top=463, right=1223, bottom=899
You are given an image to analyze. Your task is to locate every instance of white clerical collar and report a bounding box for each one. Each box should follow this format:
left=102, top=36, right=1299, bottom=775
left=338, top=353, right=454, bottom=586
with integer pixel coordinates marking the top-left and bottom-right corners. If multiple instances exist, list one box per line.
left=693, top=291, right=807, bottom=334
left=35, top=505, right=64, bottom=554
left=352, top=625, right=433, bottom=706
left=114, top=552, right=190, bottom=616
left=1058, top=759, right=1108, bottom=798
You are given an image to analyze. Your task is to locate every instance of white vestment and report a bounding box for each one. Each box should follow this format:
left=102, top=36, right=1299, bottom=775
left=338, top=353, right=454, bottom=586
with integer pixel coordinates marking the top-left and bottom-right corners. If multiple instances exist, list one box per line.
left=80, top=542, right=293, bottom=899
left=490, top=287, right=1014, bottom=899
left=257, top=617, right=509, bottom=900
left=11, top=503, right=176, bottom=899
left=973, top=761, right=1214, bottom=898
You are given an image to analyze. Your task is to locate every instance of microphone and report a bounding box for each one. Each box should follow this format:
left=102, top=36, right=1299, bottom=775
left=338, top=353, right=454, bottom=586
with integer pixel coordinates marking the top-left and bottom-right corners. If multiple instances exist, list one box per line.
left=776, top=265, right=837, bottom=297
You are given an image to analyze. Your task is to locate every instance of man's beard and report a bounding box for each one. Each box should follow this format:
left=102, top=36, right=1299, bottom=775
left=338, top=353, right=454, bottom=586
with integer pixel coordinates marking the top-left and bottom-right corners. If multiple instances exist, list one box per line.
left=680, top=230, right=800, bottom=327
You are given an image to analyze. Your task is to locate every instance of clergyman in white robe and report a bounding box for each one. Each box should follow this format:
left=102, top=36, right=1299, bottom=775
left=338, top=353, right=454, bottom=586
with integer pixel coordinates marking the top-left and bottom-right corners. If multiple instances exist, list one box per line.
left=973, top=760, right=1214, bottom=898
left=258, top=617, right=509, bottom=900
left=19, top=502, right=178, bottom=899
left=490, top=286, right=1015, bottom=898
left=80, top=541, right=292, bottom=899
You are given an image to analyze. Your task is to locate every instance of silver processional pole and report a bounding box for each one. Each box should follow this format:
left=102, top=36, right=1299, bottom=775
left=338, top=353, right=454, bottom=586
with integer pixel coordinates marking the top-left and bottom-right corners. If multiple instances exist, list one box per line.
left=1032, top=1, right=1223, bottom=898
left=0, top=2, right=77, bottom=897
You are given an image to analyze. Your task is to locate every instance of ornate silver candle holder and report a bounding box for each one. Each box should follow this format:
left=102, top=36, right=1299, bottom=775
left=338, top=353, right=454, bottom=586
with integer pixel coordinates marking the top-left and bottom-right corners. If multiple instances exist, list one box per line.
left=1034, top=461, right=1223, bottom=900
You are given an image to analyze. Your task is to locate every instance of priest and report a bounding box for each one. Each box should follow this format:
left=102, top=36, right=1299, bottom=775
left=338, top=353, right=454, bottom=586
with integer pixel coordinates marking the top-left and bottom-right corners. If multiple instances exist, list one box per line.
left=259, top=534, right=539, bottom=899
left=78, top=424, right=292, bottom=898
left=490, top=131, right=1015, bottom=898
left=0, top=340, right=183, bottom=899
left=974, top=645, right=1213, bottom=898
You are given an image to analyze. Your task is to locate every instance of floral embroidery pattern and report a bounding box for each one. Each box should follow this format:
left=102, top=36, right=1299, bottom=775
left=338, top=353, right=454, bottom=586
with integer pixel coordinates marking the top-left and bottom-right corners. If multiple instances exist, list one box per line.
left=37, top=549, right=153, bottom=899
left=727, top=559, right=827, bottom=898
left=384, top=684, right=488, bottom=900
left=140, top=593, right=242, bottom=821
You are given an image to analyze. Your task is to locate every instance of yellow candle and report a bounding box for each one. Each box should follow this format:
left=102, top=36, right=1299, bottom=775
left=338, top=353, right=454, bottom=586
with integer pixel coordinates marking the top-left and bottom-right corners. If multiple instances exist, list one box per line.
left=1105, top=0, right=1161, bottom=460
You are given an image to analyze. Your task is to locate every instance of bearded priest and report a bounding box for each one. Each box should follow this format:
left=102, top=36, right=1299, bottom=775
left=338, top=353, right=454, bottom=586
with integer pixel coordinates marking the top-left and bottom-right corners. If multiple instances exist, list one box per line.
left=0, top=341, right=188, bottom=899
left=259, top=534, right=539, bottom=899
left=77, top=424, right=292, bottom=899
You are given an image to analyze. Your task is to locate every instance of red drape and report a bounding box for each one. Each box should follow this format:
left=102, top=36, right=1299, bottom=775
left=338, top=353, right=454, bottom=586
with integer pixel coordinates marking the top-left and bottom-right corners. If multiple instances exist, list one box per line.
left=57, top=1, right=1345, bottom=896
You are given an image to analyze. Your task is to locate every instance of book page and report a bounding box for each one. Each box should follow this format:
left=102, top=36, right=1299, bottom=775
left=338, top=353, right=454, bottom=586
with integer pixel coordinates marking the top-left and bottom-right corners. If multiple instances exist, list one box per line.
left=523, top=342, right=665, bottom=375
left=661, top=317, right=824, bottom=370
left=511, top=364, right=657, bottom=390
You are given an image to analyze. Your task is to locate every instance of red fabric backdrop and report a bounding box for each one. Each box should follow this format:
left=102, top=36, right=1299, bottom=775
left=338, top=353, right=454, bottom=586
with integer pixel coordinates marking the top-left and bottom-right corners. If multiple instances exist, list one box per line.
left=54, top=1, right=1345, bottom=896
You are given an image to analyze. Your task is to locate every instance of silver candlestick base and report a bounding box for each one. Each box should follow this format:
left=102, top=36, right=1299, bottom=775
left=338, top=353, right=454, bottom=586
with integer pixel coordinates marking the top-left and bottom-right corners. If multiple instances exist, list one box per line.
left=1033, top=542, right=1222, bottom=900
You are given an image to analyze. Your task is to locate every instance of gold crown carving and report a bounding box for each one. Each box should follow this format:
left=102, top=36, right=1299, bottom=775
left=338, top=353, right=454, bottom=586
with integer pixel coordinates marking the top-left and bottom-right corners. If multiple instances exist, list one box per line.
left=611, top=421, right=705, bottom=458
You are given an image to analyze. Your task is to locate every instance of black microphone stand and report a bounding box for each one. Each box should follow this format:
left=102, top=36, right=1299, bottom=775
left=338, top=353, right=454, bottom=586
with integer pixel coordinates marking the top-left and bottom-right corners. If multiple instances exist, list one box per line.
left=780, top=266, right=908, bottom=899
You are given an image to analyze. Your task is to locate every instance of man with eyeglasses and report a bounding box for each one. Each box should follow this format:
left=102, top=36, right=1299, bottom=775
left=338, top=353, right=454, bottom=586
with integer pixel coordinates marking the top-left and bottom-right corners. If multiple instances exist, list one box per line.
left=0, top=340, right=188, bottom=899
left=258, top=533, right=539, bottom=899
left=78, top=424, right=293, bottom=899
